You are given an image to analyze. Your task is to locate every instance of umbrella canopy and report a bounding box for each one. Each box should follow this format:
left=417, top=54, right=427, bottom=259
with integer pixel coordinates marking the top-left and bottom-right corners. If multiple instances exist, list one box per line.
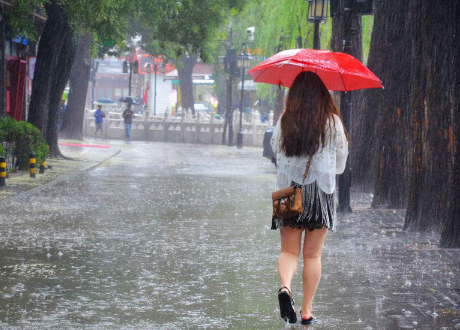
left=119, top=96, right=139, bottom=105
left=96, top=98, right=116, bottom=104
left=248, top=49, right=383, bottom=92
left=93, top=101, right=118, bottom=107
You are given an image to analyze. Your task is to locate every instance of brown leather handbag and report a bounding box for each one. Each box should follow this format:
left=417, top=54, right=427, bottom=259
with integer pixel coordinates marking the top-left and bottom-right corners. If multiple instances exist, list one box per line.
left=271, top=159, right=312, bottom=229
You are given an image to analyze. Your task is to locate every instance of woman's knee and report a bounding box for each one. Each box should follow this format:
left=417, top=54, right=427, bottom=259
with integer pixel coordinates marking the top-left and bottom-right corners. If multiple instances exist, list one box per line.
left=281, top=247, right=301, bottom=258
left=302, top=248, right=322, bottom=259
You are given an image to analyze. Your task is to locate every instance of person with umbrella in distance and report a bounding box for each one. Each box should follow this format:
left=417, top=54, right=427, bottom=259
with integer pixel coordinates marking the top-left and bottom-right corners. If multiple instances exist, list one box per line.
left=249, top=49, right=383, bottom=325
left=122, top=99, right=135, bottom=140
left=94, top=105, right=105, bottom=138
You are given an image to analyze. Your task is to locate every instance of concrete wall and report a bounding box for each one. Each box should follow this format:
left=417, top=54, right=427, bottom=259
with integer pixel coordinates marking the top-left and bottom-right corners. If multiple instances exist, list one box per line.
left=148, top=73, right=172, bottom=115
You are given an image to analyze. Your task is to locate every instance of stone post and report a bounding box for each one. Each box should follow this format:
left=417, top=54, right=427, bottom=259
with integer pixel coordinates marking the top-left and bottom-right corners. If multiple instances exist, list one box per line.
left=269, top=110, right=274, bottom=126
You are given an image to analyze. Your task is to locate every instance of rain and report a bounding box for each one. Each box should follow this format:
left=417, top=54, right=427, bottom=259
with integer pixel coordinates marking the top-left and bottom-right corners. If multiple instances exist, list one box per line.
left=0, top=0, right=459, bottom=329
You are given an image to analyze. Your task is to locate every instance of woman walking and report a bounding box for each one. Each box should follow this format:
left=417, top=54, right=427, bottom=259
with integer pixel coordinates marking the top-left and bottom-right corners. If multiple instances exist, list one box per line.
left=270, top=71, right=348, bottom=324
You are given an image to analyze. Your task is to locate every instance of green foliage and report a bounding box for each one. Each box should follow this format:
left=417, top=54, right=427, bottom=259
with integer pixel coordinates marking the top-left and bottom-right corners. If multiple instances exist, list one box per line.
left=139, top=0, right=246, bottom=62
left=0, top=117, right=49, bottom=170
left=362, top=15, right=374, bottom=64
left=219, top=0, right=374, bottom=105
left=63, top=0, right=130, bottom=45
left=5, top=0, right=44, bottom=40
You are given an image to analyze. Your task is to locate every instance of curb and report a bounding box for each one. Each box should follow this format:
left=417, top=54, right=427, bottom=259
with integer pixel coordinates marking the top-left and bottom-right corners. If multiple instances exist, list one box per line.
left=0, top=149, right=121, bottom=204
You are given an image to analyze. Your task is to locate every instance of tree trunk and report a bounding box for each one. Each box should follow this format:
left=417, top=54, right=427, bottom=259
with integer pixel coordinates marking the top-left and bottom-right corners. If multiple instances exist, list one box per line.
left=273, top=32, right=288, bottom=125
left=369, top=0, right=413, bottom=209
left=46, top=29, right=75, bottom=157
left=273, top=86, right=285, bottom=125
left=404, top=0, right=455, bottom=231
left=440, top=1, right=460, bottom=248
left=177, top=55, right=197, bottom=115
left=61, top=34, right=92, bottom=140
left=0, top=14, right=6, bottom=118
left=27, top=1, right=67, bottom=136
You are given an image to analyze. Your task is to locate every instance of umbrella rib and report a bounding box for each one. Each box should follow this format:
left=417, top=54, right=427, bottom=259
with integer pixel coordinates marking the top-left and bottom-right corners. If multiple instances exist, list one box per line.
left=340, top=72, right=347, bottom=92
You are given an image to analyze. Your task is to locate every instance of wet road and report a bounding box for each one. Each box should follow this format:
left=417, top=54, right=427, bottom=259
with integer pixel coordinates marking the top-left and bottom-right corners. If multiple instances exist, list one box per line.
left=0, top=141, right=459, bottom=329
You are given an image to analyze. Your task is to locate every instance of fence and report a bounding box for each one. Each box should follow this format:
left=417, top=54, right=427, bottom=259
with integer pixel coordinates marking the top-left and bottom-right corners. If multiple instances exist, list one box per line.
left=83, top=109, right=274, bottom=147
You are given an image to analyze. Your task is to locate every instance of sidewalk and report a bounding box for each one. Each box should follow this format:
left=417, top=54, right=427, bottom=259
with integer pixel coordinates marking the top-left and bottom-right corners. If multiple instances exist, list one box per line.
left=0, top=140, right=458, bottom=329
left=0, top=139, right=120, bottom=201
left=324, top=192, right=460, bottom=329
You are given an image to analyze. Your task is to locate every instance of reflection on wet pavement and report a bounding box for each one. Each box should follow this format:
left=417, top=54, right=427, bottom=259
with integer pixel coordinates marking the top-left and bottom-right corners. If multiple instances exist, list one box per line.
left=0, top=141, right=458, bottom=329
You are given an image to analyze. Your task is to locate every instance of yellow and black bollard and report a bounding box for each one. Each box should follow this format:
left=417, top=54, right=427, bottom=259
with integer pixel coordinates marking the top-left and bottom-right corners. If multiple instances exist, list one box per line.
left=0, top=156, right=6, bottom=187
left=39, top=160, right=46, bottom=174
left=29, top=153, right=36, bottom=178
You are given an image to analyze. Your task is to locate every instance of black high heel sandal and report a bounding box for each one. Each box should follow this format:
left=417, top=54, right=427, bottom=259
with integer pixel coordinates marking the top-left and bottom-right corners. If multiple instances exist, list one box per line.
left=278, top=286, right=297, bottom=324
left=300, top=311, right=317, bottom=325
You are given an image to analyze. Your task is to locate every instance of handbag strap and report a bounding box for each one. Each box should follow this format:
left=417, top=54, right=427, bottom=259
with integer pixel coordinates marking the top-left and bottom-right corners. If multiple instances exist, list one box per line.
left=302, top=157, right=312, bottom=182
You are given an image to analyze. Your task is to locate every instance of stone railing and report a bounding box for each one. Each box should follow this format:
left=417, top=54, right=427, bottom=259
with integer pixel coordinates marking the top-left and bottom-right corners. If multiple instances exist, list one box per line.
left=82, top=109, right=274, bottom=147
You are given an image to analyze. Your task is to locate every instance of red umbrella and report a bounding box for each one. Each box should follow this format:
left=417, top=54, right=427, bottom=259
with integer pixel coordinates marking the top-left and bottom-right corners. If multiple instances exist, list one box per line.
left=247, top=49, right=383, bottom=91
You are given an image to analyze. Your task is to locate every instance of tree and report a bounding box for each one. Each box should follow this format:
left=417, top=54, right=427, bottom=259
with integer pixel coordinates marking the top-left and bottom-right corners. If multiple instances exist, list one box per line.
left=440, top=1, right=460, bottom=248
left=140, top=0, right=246, bottom=115
left=28, top=1, right=69, bottom=135
left=46, top=29, right=75, bottom=157
left=27, top=0, right=130, bottom=155
left=359, top=0, right=413, bottom=209
left=404, top=0, right=455, bottom=231
left=177, top=55, right=198, bottom=113
left=60, top=34, right=92, bottom=140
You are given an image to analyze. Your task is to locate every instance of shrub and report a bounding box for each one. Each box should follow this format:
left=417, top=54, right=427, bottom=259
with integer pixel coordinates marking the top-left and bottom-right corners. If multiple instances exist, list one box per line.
left=0, top=116, right=49, bottom=170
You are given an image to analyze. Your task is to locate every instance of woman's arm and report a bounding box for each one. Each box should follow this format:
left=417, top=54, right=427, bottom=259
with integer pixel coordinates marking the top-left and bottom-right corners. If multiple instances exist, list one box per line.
left=270, top=115, right=282, bottom=155
left=335, top=116, right=349, bottom=174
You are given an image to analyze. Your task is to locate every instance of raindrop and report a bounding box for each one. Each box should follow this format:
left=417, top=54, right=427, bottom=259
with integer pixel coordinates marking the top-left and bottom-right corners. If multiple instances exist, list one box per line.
left=403, top=280, right=412, bottom=287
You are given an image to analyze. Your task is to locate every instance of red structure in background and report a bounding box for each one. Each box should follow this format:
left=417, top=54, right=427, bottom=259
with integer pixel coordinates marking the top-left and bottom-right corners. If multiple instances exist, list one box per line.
left=6, top=56, right=27, bottom=121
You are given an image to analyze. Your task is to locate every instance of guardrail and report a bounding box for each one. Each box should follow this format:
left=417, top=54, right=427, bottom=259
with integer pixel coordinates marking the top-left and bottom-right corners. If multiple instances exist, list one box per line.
left=83, top=109, right=275, bottom=147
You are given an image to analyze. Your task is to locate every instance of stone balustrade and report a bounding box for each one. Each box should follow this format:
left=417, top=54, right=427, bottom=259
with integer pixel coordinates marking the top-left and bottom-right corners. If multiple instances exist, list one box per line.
left=83, top=109, right=274, bottom=147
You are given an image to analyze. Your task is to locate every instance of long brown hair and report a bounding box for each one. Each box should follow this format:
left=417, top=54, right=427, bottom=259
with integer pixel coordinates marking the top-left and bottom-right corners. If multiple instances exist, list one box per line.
left=280, top=71, right=344, bottom=157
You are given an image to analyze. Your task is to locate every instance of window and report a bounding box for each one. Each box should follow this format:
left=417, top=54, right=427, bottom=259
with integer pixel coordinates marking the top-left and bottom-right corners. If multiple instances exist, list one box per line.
left=106, top=88, right=113, bottom=100
left=115, top=88, right=122, bottom=98
left=97, top=88, right=105, bottom=99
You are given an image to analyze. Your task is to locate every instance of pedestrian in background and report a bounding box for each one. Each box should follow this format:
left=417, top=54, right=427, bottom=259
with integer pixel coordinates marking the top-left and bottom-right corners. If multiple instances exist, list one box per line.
left=57, top=99, right=67, bottom=133
left=122, top=104, right=135, bottom=140
left=94, top=105, right=105, bottom=138
left=270, top=71, right=348, bottom=325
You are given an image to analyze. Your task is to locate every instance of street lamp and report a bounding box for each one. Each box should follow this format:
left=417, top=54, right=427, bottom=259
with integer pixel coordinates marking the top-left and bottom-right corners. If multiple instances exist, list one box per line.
left=122, top=58, right=139, bottom=96
left=236, top=48, right=252, bottom=149
left=306, top=0, right=328, bottom=49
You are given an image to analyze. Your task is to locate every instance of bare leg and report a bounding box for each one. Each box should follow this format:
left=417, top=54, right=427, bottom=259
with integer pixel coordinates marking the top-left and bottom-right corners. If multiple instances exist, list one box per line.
left=301, top=228, right=327, bottom=320
left=278, top=226, right=302, bottom=294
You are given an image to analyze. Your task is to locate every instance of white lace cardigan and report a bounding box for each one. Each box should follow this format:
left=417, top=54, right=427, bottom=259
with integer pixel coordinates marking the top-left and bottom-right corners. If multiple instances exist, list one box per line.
left=270, top=113, right=349, bottom=194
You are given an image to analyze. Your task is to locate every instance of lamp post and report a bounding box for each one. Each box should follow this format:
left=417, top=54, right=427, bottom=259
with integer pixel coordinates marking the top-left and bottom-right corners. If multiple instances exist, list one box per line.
left=236, top=47, right=252, bottom=149
left=123, top=58, right=139, bottom=96
left=337, top=1, right=354, bottom=213
left=307, top=0, right=328, bottom=49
